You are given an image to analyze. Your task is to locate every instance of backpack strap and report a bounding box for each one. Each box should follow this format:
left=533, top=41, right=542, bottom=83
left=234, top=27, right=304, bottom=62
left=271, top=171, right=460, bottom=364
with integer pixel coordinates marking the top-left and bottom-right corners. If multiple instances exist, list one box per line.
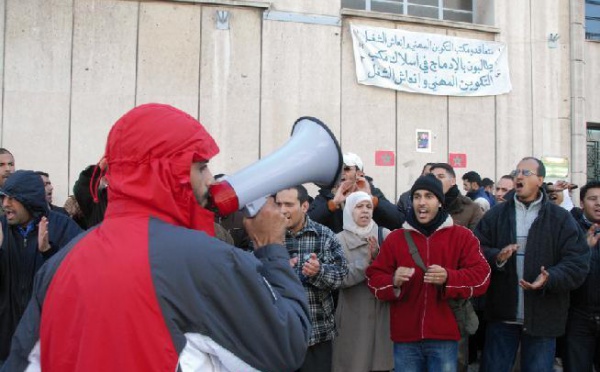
left=403, top=230, right=427, bottom=272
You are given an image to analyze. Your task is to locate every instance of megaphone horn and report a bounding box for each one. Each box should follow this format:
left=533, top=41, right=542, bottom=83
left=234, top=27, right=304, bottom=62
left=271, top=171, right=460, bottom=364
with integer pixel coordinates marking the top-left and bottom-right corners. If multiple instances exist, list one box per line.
left=208, top=117, right=342, bottom=217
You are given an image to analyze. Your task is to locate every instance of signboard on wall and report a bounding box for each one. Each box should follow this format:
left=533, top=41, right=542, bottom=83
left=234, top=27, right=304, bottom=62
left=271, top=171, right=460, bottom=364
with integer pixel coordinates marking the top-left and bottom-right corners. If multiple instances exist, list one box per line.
left=542, top=156, right=569, bottom=178
left=350, top=24, right=512, bottom=96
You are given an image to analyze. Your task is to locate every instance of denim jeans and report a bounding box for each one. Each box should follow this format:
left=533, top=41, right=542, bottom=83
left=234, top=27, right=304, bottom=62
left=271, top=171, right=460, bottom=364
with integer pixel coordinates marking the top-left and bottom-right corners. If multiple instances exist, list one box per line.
left=564, top=308, right=600, bottom=372
left=394, top=340, right=458, bottom=372
left=479, top=322, right=555, bottom=372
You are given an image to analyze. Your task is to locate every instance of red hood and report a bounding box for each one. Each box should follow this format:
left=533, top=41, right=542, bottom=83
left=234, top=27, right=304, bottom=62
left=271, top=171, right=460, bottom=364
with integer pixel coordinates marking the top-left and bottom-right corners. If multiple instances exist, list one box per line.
left=103, top=103, right=219, bottom=235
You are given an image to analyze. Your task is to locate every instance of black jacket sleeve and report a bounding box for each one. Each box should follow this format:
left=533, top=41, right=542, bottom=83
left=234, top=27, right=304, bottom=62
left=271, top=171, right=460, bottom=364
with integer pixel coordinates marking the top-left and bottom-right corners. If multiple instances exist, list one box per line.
left=370, top=183, right=405, bottom=230
left=307, top=189, right=336, bottom=229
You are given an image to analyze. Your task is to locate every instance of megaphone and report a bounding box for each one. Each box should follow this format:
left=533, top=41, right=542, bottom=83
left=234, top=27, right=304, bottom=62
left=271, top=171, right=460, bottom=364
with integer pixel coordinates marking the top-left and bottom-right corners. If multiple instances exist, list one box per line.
left=208, top=116, right=342, bottom=217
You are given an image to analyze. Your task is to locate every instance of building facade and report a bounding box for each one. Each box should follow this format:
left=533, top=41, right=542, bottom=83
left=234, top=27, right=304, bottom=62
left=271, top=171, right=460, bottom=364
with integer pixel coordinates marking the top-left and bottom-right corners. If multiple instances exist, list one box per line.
left=0, top=0, right=597, bottom=205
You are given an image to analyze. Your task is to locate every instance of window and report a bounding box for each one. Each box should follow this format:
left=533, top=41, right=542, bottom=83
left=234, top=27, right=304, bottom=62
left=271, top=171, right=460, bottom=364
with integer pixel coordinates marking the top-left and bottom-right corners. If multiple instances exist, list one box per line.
left=588, top=126, right=600, bottom=183
left=586, top=0, right=600, bottom=41
left=343, top=0, right=474, bottom=23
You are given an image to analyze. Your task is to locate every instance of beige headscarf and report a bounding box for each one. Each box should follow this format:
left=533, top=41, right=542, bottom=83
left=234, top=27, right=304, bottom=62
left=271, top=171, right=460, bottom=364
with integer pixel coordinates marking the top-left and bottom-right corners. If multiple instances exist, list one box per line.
left=343, top=191, right=375, bottom=237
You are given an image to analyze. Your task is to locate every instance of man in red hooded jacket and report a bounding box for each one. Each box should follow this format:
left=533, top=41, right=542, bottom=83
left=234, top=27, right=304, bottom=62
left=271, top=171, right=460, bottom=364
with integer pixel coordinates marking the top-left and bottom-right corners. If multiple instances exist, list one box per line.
left=1, top=103, right=310, bottom=372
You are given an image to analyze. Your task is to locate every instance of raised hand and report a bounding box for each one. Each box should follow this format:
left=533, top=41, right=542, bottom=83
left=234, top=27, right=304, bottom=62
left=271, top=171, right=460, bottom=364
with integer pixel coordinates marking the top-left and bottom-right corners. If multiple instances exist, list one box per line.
left=586, top=224, right=600, bottom=248
left=355, top=177, right=372, bottom=195
left=332, top=180, right=357, bottom=207
left=38, top=217, right=51, bottom=252
left=367, top=236, right=379, bottom=262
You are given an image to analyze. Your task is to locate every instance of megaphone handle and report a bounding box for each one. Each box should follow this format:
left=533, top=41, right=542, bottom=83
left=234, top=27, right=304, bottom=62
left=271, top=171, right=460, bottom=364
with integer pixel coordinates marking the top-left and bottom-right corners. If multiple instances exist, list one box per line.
left=242, top=196, right=268, bottom=218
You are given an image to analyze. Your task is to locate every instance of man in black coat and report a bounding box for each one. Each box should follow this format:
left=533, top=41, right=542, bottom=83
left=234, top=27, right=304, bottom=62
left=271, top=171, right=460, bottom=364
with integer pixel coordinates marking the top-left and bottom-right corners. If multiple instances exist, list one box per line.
left=34, top=171, right=68, bottom=215
left=474, top=157, right=589, bottom=372
left=308, top=152, right=404, bottom=233
left=0, top=170, right=82, bottom=366
left=564, top=180, right=600, bottom=372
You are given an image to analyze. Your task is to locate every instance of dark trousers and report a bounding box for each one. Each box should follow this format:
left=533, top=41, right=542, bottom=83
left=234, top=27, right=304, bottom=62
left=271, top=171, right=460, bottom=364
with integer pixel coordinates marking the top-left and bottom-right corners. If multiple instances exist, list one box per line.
left=457, top=336, right=468, bottom=372
left=564, top=308, right=600, bottom=372
left=469, top=310, right=486, bottom=364
left=297, top=340, right=332, bottom=372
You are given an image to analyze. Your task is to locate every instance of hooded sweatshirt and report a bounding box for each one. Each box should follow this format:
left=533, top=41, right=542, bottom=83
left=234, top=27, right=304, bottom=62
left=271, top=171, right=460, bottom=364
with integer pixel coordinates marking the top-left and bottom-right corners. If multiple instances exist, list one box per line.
left=366, top=217, right=490, bottom=342
left=2, top=104, right=310, bottom=372
left=0, top=170, right=82, bottom=361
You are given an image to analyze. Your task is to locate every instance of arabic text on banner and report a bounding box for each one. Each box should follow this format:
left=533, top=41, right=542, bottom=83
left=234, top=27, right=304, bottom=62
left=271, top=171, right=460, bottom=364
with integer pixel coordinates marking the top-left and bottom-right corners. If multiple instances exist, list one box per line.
left=350, top=24, right=512, bottom=96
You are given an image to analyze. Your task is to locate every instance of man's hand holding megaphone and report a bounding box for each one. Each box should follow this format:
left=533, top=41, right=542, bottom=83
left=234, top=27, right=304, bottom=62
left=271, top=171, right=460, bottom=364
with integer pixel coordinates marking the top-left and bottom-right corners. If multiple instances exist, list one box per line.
left=242, top=197, right=286, bottom=248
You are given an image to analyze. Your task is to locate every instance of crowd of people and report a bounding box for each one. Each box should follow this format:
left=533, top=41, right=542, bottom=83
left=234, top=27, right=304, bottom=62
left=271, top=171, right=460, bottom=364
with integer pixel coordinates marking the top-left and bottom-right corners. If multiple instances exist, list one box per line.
left=0, top=103, right=598, bottom=372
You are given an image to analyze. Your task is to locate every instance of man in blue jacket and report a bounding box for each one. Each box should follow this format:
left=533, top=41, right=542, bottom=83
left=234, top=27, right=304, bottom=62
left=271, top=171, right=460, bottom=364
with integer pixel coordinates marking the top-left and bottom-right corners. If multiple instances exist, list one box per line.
left=0, top=170, right=82, bottom=366
left=475, top=157, right=589, bottom=372
left=462, top=170, right=495, bottom=212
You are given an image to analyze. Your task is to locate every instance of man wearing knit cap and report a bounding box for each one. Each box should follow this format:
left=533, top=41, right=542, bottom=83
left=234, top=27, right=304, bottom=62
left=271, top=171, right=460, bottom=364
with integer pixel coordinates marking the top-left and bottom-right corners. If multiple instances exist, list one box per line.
left=366, top=174, right=490, bottom=372
left=309, top=151, right=405, bottom=233
left=0, top=170, right=82, bottom=367
left=430, top=163, right=485, bottom=371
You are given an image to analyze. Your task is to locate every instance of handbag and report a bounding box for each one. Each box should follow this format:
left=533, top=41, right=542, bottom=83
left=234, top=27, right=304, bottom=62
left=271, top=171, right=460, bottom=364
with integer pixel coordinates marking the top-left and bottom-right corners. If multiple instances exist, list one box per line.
left=402, top=230, right=479, bottom=336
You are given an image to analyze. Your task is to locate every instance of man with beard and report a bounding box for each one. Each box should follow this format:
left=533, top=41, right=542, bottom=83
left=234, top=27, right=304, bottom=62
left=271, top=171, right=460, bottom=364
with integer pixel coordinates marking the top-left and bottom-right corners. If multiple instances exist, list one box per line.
left=0, top=170, right=82, bottom=367
left=462, top=171, right=494, bottom=212
left=475, top=157, right=589, bottom=372
left=34, top=171, right=68, bottom=215
left=0, top=149, right=15, bottom=188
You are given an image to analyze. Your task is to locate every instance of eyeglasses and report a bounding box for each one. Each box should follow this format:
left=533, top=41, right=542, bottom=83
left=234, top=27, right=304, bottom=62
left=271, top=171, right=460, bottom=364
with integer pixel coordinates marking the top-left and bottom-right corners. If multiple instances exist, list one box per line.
left=510, top=169, right=537, bottom=177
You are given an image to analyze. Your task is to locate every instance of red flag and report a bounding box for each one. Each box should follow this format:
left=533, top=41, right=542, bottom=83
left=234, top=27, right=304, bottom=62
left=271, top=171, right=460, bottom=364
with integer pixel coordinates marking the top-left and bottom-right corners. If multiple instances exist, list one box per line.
left=375, top=151, right=395, bottom=166
left=449, top=153, right=467, bottom=168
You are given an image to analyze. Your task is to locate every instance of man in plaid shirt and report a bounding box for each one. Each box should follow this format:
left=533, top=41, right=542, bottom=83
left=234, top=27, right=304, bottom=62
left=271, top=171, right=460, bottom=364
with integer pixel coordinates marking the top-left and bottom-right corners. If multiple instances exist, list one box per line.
left=276, top=185, right=348, bottom=372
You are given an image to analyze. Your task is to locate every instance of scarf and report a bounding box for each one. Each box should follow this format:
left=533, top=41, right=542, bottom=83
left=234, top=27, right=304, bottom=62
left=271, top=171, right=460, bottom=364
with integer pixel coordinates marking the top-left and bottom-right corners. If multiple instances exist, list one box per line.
left=343, top=191, right=375, bottom=237
left=407, top=206, right=448, bottom=237
left=443, top=185, right=460, bottom=209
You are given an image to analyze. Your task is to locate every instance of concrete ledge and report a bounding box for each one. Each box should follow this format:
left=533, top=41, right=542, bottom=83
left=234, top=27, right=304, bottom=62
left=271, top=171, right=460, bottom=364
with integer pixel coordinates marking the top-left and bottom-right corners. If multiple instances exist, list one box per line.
left=263, top=10, right=341, bottom=26
left=341, top=8, right=501, bottom=34
left=143, top=0, right=271, bottom=8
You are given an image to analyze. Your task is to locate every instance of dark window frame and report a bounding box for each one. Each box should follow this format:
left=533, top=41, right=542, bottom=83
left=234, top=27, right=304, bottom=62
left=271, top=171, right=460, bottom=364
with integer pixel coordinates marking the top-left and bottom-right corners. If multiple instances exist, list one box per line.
left=586, top=0, right=600, bottom=41
left=342, top=0, right=474, bottom=23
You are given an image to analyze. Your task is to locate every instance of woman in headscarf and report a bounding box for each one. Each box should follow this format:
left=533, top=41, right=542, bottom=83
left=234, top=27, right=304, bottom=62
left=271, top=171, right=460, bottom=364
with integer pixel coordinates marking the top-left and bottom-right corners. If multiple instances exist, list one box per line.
left=332, top=191, right=394, bottom=372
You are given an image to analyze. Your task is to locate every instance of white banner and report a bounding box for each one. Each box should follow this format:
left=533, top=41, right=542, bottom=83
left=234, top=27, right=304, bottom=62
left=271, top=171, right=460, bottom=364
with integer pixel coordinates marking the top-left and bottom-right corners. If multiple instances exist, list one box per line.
left=350, top=24, right=512, bottom=96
